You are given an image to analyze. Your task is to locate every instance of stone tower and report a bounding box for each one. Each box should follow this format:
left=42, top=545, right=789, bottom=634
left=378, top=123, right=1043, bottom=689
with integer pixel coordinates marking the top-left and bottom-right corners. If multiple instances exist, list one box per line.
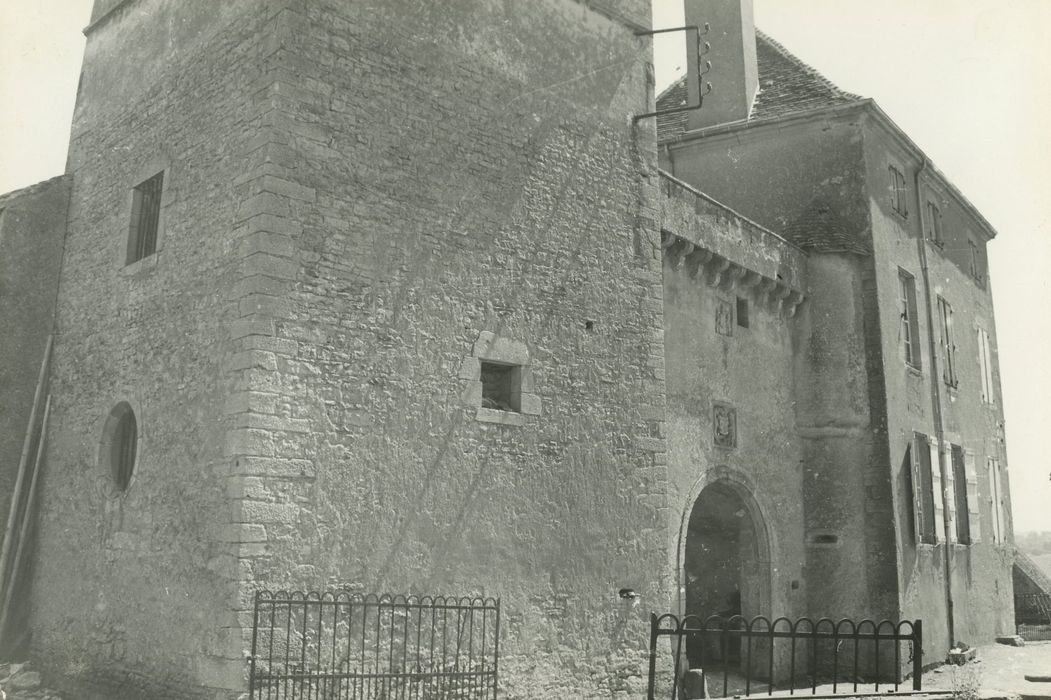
left=25, top=0, right=671, bottom=696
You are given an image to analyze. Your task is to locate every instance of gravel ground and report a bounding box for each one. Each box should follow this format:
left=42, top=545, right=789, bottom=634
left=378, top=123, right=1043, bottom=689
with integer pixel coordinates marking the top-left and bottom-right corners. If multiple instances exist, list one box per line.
left=0, top=662, right=63, bottom=700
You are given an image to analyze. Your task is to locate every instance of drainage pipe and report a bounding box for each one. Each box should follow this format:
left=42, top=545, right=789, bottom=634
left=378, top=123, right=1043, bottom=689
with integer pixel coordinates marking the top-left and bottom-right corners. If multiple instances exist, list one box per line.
left=913, top=155, right=955, bottom=649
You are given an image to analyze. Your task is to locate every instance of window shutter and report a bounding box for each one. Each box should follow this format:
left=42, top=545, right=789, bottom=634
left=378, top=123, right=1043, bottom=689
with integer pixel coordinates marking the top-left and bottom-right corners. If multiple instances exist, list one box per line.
left=988, top=460, right=1001, bottom=543
left=909, top=439, right=924, bottom=543
left=929, top=438, right=944, bottom=543
left=964, top=450, right=980, bottom=543
left=979, top=330, right=987, bottom=401
left=945, top=452, right=958, bottom=544
left=977, top=329, right=988, bottom=402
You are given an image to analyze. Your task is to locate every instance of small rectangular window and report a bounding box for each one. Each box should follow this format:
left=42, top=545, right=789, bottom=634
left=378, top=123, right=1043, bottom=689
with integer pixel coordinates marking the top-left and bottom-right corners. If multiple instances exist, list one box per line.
left=926, top=200, right=943, bottom=246
left=736, top=297, right=749, bottom=328
left=898, top=269, right=921, bottom=369
left=890, top=165, right=908, bottom=217
left=969, top=239, right=984, bottom=283
left=937, top=296, right=957, bottom=388
left=127, top=171, right=164, bottom=264
left=480, top=361, right=520, bottom=412
left=977, top=327, right=995, bottom=404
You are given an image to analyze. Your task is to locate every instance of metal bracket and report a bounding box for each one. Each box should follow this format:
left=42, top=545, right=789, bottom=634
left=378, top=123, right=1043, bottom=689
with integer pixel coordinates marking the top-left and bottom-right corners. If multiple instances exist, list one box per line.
left=634, top=23, right=713, bottom=122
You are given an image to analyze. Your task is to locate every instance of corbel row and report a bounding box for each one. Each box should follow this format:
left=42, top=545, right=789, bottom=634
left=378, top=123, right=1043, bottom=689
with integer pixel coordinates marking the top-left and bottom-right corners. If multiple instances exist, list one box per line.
left=661, top=231, right=806, bottom=316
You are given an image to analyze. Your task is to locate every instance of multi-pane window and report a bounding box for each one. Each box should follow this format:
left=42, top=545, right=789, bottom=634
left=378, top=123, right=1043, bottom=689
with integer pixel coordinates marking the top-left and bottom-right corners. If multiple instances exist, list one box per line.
left=949, top=445, right=980, bottom=544
left=926, top=200, right=943, bottom=246
left=988, top=458, right=1007, bottom=543
left=909, top=433, right=938, bottom=544
left=889, top=165, right=908, bottom=216
left=937, top=296, right=957, bottom=388
left=898, top=269, right=921, bottom=368
left=127, top=171, right=164, bottom=264
left=977, top=327, right=995, bottom=403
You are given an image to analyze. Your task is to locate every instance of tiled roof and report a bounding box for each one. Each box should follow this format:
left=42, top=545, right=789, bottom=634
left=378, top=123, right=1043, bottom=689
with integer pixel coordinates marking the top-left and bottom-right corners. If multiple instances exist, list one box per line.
left=656, top=30, right=862, bottom=141
left=783, top=197, right=870, bottom=255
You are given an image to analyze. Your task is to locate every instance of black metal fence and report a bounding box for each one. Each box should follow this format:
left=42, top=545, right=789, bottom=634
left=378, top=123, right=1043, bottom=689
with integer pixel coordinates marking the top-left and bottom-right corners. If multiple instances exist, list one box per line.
left=1016, top=593, right=1051, bottom=641
left=249, top=591, right=500, bottom=699
left=647, top=614, right=924, bottom=699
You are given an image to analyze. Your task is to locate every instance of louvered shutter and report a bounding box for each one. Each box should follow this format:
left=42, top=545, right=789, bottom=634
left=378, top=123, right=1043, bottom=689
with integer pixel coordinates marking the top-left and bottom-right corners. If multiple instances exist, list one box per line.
left=929, top=437, right=944, bottom=543
left=910, top=437, right=925, bottom=543
left=964, top=450, right=980, bottom=543
left=987, top=462, right=998, bottom=542
left=982, top=330, right=994, bottom=402
left=945, top=449, right=958, bottom=543
left=975, top=330, right=983, bottom=401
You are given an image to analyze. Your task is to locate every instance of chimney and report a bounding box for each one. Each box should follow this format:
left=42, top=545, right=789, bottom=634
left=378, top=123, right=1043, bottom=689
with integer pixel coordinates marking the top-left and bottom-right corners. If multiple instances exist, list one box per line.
left=684, top=0, right=759, bottom=131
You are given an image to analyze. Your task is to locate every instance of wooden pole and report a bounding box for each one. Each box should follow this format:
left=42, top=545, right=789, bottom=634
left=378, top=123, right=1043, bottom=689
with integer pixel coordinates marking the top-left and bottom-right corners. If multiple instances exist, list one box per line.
left=0, top=334, right=52, bottom=601
left=0, top=394, right=51, bottom=647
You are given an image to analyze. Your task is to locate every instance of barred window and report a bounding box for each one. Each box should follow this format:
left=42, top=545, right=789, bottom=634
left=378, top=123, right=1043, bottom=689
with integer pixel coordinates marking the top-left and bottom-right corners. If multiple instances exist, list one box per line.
left=127, top=172, right=164, bottom=264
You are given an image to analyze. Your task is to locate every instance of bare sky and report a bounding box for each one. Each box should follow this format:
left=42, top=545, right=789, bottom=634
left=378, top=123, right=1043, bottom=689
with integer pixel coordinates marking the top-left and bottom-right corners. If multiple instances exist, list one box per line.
left=1, top=0, right=1048, bottom=533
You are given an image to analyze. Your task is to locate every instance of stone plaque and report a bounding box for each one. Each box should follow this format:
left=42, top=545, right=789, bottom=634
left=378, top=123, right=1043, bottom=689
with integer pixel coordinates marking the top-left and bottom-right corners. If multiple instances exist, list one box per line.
left=715, top=299, right=733, bottom=336
left=713, top=402, right=737, bottom=448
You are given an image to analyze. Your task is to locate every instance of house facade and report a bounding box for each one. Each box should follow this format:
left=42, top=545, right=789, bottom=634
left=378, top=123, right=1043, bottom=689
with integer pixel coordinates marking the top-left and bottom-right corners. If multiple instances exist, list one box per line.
left=0, top=0, right=1013, bottom=697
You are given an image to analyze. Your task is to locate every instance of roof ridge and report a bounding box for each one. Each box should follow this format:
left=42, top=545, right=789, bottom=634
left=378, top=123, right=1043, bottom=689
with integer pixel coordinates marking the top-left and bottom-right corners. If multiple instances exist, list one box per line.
left=0, top=173, right=71, bottom=203
left=655, top=74, right=687, bottom=106
left=754, top=28, right=862, bottom=101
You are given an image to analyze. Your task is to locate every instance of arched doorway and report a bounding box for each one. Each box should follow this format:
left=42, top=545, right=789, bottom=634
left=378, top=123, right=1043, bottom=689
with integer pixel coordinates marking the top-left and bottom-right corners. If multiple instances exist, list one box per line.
left=683, top=479, right=769, bottom=669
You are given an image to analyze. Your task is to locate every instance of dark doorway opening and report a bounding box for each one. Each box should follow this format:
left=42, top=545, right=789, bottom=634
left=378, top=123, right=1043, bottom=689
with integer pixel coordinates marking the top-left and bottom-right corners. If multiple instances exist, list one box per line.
left=684, top=481, right=765, bottom=671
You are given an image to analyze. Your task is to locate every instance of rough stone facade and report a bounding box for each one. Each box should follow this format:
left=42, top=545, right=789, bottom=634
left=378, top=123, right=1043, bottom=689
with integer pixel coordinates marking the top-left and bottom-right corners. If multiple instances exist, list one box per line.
left=0, top=176, right=70, bottom=507
left=658, top=29, right=1015, bottom=654
left=0, top=0, right=1016, bottom=696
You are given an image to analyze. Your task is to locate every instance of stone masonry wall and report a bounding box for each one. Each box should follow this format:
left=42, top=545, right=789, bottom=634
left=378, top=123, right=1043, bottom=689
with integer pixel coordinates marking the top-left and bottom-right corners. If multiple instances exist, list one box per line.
left=0, top=176, right=70, bottom=648
left=660, top=116, right=896, bottom=623
left=0, top=176, right=70, bottom=532
left=222, top=1, right=669, bottom=697
left=28, top=2, right=296, bottom=697
left=863, top=122, right=1015, bottom=650
left=659, top=174, right=809, bottom=624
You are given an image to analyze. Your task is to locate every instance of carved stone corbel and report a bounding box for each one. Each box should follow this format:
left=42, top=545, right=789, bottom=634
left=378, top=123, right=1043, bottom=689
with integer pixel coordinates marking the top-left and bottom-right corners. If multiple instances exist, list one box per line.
left=783, top=290, right=805, bottom=317
left=706, top=257, right=730, bottom=287
left=719, top=265, right=745, bottom=292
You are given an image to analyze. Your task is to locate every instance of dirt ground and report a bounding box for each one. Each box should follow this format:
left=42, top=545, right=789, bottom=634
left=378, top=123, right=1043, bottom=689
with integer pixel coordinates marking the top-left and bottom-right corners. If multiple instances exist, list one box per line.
left=922, top=641, right=1051, bottom=700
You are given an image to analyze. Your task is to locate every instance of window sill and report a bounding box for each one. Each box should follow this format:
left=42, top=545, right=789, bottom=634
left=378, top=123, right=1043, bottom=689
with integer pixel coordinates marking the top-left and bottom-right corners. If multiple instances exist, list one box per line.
left=121, top=252, right=159, bottom=277
left=475, top=407, right=527, bottom=426
left=906, top=363, right=923, bottom=377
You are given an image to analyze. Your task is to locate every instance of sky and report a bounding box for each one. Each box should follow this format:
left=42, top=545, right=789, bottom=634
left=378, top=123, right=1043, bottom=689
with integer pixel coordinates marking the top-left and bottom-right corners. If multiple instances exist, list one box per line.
left=1, top=1, right=1048, bottom=534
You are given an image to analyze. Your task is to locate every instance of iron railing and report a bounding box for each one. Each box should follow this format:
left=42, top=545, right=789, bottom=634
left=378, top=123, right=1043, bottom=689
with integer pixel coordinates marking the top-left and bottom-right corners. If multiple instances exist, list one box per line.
left=249, top=591, right=500, bottom=699
left=647, top=614, right=925, bottom=699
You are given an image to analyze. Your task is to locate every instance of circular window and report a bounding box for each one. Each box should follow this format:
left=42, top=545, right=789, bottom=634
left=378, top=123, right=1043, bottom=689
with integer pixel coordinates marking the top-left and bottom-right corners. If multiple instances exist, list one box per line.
left=100, top=402, right=138, bottom=492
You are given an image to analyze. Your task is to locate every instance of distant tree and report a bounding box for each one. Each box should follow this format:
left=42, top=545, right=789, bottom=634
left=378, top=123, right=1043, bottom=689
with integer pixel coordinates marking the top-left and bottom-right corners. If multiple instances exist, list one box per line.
left=1016, top=531, right=1051, bottom=556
